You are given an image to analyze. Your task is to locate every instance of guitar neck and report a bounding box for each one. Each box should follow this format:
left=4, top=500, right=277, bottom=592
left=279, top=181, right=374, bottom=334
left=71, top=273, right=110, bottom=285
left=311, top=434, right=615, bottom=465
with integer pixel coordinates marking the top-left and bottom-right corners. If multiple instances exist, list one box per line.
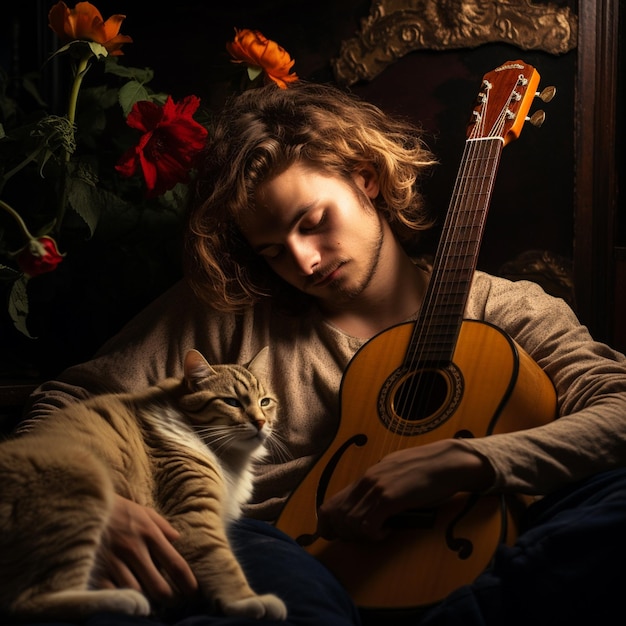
left=404, top=60, right=542, bottom=366
left=410, top=137, right=504, bottom=363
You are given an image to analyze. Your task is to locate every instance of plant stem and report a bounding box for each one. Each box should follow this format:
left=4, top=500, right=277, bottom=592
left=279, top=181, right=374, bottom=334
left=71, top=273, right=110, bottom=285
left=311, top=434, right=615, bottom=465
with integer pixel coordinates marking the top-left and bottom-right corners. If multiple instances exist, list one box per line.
left=67, top=54, right=91, bottom=126
left=0, top=150, right=41, bottom=196
left=54, top=53, right=92, bottom=237
left=0, top=199, right=35, bottom=240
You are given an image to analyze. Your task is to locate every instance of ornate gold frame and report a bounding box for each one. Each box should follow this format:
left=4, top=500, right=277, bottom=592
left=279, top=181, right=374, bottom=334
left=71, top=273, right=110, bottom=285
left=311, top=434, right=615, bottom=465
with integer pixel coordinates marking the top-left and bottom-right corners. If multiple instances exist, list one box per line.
left=332, top=0, right=578, bottom=86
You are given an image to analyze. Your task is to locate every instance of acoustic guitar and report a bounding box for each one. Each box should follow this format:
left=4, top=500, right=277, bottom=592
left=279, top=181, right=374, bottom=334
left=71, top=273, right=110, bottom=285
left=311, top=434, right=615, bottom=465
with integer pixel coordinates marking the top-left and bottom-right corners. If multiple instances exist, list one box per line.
left=275, top=60, right=558, bottom=612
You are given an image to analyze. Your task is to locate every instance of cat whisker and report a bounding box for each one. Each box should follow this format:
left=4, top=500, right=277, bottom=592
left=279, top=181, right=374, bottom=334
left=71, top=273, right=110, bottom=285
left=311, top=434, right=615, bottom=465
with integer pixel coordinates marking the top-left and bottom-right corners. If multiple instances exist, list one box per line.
left=193, top=424, right=267, bottom=456
left=194, top=426, right=237, bottom=447
left=264, top=432, right=292, bottom=464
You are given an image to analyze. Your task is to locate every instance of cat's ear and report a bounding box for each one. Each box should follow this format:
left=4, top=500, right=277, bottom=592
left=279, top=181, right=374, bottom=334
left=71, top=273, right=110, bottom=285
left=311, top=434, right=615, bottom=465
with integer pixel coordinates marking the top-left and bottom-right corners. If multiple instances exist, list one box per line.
left=184, top=349, right=217, bottom=385
left=247, top=346, right=270, bottom=380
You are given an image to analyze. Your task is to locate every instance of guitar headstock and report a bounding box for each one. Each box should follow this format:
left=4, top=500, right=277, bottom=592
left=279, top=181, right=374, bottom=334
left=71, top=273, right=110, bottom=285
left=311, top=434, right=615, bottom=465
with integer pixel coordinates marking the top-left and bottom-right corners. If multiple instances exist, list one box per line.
left=468, top=60, right=549, bottom=145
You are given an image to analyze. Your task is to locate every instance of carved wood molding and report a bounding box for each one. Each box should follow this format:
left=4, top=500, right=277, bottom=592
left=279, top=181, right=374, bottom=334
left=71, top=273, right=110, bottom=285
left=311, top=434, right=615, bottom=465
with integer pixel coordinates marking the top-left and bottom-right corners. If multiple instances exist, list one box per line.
left=332, top=0, right=578, bottom=86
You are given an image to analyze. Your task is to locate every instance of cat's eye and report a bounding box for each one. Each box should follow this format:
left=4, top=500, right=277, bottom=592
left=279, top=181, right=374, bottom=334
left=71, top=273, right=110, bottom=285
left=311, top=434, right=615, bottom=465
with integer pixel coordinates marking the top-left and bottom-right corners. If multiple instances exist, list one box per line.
left=260, top=398, right=272, bottom=407
left=223, top=397, right=242, bottom=408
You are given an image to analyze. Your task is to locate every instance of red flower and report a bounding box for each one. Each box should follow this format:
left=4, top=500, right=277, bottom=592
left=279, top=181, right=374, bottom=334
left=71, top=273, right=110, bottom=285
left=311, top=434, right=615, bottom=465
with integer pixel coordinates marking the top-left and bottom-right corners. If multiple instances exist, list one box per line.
left=16, top=236, right=64, bottom=278
left=226, top=28, right=298, bottom=89
left=116, top=95, right=208, bottom=198
left=48, top=1, right=132, bottom=56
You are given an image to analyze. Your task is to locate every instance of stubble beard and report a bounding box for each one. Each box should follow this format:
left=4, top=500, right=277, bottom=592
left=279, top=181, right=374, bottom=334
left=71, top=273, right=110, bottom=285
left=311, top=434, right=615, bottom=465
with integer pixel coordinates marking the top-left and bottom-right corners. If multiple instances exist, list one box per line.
left=327, top=219, right=385, bottom=302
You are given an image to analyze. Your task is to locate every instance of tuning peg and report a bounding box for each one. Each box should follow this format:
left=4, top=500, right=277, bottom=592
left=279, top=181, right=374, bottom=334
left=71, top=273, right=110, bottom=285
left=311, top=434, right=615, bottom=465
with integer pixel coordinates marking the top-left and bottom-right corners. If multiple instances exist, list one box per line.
left=536, top=86, right=557, bottom=102
left=527, top=110, right=546, bottom=127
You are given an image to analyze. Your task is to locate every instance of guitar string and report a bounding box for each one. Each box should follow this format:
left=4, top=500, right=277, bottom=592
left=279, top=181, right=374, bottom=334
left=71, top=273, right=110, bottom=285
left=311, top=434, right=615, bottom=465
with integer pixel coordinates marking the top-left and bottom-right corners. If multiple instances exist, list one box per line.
left=390, top=136, right=474, bottom=441
left=392, top=88, right=486, bottom=439
left=394, top=78, right=512, bottom=445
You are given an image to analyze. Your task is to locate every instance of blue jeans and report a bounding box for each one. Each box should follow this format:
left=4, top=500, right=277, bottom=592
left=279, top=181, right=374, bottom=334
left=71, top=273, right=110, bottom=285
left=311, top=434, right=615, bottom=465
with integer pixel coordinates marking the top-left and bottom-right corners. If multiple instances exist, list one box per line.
left=414, top=467, right=626, bottom=626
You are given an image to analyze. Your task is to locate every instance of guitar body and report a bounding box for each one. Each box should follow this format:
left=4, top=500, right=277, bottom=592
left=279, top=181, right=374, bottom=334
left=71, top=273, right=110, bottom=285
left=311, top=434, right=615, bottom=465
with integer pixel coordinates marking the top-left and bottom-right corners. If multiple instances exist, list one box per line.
left=275, top=319, right=557, bottom=610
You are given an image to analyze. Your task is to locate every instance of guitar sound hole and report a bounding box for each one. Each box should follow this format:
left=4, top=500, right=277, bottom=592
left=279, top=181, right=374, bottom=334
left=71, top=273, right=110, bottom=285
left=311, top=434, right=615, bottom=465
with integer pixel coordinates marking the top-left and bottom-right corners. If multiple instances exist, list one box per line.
left=393, top=369, right=448, bottom=422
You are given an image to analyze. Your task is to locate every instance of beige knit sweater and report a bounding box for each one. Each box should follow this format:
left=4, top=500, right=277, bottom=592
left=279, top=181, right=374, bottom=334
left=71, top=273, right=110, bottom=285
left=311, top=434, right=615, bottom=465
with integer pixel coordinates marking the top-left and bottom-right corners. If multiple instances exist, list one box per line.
left=23, top=271, right=626, bottom=522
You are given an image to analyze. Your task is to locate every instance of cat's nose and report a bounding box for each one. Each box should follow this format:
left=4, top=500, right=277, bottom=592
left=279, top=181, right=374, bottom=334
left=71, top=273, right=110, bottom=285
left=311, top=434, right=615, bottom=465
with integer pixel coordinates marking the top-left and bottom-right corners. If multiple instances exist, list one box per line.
left=254, top=418, right=266, bottom=430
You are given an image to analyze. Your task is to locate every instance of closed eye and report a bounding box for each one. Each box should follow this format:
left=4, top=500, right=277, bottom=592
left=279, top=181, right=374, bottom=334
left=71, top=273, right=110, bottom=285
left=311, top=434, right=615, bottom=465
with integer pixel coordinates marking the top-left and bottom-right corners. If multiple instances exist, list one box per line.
left=259, top=244, right=284, bottom=260
left=256, top=210, right=326, bottom=260
left=300, top=211, right=326, bottom=233
left=222, top=397, right=242, bottom=408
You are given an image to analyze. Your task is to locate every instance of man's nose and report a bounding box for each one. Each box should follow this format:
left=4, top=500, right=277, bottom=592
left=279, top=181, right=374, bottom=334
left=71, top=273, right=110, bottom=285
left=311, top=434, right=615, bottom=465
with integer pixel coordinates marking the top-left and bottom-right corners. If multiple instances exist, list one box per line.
left=287, top=238, right=321, bottom=275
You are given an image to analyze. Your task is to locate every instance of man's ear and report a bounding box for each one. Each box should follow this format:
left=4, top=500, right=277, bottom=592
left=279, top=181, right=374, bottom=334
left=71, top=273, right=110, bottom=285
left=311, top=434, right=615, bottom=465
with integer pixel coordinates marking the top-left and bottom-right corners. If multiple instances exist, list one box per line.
left=353, top=164, right=380, bottom=199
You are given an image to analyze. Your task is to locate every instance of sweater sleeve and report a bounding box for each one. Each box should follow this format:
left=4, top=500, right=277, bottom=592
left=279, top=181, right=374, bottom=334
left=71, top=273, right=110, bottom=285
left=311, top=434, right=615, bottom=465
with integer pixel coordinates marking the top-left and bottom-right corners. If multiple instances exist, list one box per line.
left=460, top=273, right=626, bottom=495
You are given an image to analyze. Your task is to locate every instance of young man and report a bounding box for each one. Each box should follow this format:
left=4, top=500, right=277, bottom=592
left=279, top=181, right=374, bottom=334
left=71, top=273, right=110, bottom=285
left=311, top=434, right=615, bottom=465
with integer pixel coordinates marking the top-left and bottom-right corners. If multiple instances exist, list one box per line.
left=23, top=81, right=626, bottom=625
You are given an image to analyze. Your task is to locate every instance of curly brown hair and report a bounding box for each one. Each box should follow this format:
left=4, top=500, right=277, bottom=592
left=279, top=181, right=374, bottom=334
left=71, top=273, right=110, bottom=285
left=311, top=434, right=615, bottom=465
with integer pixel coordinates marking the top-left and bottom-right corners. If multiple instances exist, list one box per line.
left=185, top=80, right=437, bottom=312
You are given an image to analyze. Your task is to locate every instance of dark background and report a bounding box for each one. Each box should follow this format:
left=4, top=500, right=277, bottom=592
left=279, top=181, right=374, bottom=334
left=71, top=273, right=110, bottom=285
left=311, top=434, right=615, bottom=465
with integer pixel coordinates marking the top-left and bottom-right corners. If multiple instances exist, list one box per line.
left=1, top=1, right=622, bottom=392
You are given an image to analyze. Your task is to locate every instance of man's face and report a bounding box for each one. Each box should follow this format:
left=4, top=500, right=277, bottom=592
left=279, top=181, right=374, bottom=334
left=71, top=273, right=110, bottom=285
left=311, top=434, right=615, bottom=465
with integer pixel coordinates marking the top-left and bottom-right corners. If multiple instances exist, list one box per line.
left=239, top=162, right=387, bottom=308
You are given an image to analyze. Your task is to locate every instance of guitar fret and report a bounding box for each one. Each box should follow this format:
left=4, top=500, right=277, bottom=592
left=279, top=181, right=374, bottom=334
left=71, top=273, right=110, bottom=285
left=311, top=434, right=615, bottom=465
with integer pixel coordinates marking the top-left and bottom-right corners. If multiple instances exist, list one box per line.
left=415, top=311, right=462, bottom=323
left=431, top=273, right=472, bottom=286
left=411, top=134, right=504, bottom=361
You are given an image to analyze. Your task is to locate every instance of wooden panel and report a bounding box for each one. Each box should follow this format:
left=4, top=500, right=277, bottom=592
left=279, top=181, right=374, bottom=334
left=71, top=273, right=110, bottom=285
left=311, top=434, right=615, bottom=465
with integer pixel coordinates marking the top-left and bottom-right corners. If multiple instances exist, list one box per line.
left=574, top=0, right=621, bottom=346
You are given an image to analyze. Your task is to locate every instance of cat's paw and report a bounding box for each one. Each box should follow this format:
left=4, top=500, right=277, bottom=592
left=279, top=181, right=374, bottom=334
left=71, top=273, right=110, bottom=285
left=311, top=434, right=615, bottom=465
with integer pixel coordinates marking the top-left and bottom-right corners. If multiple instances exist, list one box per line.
left=89, top=589, right=151, bottom=616
left=107, top=589, right=152, bottom=616
left=222, top=593, right=287, bottom=620
left=13, top=589, right=151, bottom=619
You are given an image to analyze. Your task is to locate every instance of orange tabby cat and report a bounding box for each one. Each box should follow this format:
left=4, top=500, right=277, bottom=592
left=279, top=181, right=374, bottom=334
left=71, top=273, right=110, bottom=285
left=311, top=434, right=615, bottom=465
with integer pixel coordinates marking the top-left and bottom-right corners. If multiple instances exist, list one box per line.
left=0, top=347, right=287, bottom=621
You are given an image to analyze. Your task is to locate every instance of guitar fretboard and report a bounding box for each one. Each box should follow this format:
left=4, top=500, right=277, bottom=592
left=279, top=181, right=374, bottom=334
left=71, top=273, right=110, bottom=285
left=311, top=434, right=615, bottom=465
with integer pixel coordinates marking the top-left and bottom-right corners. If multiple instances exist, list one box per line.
left=407, top=137, right=504, bottom=364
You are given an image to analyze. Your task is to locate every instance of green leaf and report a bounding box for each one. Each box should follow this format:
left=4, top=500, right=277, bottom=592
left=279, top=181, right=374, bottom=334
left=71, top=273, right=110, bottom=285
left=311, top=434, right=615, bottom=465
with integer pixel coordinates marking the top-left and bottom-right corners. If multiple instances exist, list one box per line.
left=33, top=218, right=58, bottom=238
left=66, top=167, right=101, bottom=237
left=0, top=264, right=21, bottom=282
left=104, top=57, right=154, bottom=83
left=118, top=81, right=151, bottom=116
left=21, top=71, right=47, bottom=107
left=159, top=182, right=190, bottom=212
left=247, top=66, right=263, bottom=81
left=87, top=42, right=109, bottom=60
left=48, top=40, right=107, bottom=63
left=81, top=84, right=119, bottom=111
left=8, top=275, right=35, bottom=338
left=150, top=92, right=169, bottom=106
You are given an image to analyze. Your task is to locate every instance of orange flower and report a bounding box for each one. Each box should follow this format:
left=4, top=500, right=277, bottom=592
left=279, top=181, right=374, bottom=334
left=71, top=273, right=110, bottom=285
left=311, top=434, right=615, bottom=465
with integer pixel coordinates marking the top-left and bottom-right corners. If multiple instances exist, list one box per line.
left=48, top=1, right=132, bottom=56
left=226, top=28, right=298, bottom=89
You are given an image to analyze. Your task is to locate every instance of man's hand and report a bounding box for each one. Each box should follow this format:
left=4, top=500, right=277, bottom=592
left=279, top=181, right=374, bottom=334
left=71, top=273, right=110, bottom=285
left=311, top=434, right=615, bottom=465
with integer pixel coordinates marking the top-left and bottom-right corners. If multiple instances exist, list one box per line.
left=94, top=495, right=198, bottom=603
left=317, top=438, right=495, bottom=542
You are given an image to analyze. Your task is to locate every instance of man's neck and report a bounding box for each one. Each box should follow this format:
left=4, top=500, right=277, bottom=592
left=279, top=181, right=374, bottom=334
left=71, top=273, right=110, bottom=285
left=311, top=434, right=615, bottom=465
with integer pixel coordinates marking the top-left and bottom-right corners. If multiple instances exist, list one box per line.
left=320, top=254, right=429, bottom=339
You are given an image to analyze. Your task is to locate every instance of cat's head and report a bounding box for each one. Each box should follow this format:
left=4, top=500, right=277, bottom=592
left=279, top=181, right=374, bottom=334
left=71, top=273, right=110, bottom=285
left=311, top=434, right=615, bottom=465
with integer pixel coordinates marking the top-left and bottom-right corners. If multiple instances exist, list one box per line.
left=178, top=347, right=277, bottom=459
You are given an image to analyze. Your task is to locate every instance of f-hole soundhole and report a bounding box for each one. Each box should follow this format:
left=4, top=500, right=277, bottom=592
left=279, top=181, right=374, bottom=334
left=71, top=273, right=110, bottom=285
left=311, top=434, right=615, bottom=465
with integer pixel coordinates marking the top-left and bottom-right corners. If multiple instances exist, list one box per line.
left=393, top=369, right=449, bottom=422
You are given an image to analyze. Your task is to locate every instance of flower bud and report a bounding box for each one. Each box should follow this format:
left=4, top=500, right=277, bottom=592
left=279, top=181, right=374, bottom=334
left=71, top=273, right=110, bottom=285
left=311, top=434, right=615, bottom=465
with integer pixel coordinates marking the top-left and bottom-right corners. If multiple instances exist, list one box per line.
left=16, top=236, right=65, bottom=278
